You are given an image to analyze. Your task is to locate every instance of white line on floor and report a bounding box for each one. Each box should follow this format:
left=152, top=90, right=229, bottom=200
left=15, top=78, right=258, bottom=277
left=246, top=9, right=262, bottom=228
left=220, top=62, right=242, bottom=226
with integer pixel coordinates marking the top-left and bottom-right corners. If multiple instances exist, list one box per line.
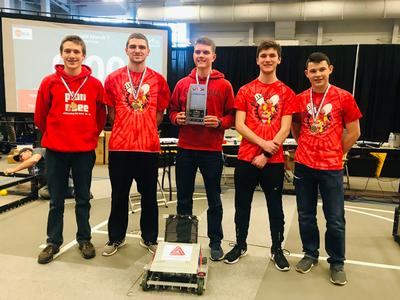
left=344, top=208, right=393, bottom=222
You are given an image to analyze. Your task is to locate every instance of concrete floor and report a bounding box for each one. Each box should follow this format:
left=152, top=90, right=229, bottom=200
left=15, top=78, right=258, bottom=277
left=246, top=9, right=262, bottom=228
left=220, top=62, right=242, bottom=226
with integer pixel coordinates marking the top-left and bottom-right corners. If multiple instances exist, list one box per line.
left=0, top=160, right=399, bottom=300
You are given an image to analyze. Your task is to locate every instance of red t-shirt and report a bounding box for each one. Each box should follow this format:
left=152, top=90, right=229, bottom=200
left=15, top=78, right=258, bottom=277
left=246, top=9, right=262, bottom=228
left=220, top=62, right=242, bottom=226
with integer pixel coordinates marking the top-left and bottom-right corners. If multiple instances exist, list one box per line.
left=235, top=79, right=296, bottom=163
left=293, top=85, right=362, bottom=170
left=104, top=66, right=170, bottom=152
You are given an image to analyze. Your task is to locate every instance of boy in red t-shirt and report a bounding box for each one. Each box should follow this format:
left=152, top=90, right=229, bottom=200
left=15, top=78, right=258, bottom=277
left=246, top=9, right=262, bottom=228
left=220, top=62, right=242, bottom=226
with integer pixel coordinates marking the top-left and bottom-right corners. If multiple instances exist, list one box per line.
left=35, top=35, right=107, bottom=264
left=102, top=33, right=170, bottom=257
left=291, top=52, right=362, bottom=285
left=223, top=41, right=296, bottom=270
left=169, top=37, right=235, bottom=261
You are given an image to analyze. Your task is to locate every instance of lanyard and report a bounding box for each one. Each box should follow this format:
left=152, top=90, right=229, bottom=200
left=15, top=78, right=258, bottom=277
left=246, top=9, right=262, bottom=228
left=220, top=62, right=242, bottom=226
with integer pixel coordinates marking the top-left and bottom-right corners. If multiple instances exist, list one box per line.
left=195, top=69, right=211, bottom=86
left=127, top=65, right=147, bottom=100
left=309, top=84, right=331, bottom=123
left=60, top=76, right=88, bottom=102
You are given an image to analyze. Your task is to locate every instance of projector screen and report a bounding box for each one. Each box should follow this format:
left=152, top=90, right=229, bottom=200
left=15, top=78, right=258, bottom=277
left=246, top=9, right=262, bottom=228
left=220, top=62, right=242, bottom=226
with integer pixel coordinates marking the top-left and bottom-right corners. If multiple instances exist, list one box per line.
left=1, top=16, right=170, bottom=114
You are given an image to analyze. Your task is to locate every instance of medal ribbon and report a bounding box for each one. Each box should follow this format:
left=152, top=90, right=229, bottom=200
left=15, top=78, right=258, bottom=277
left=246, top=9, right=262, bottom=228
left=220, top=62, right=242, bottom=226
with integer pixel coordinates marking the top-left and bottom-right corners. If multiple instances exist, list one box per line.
left=309, top=84, right=331, bottom=124
left=60, top=76, right=88, bottom=102
left=195, top=69, right=211, bottom=87
left=127, top=66, right=147, bottom=100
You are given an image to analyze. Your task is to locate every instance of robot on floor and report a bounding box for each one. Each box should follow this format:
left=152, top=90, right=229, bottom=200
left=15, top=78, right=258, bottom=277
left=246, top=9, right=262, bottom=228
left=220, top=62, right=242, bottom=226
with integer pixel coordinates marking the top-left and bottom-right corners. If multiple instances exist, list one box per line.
left=141, top=214, right=208, bottom=295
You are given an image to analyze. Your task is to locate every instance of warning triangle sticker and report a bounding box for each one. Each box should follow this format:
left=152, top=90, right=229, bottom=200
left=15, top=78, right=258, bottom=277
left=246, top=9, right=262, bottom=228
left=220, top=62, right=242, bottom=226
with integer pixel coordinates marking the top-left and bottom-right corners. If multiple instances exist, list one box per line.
left=170, top=245, right=185, bottom=256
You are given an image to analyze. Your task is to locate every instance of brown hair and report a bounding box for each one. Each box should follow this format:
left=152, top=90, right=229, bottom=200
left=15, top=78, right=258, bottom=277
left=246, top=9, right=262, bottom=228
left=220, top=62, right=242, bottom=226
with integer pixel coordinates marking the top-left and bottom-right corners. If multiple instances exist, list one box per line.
left=256, top=40, right=281, bottom=58
left=126, top=32, right=149, bottom=48
left=194, top=36, right=216, bottom=53
left=59, top=35, right=86, bottom=55
left=305, top=52, right=331, bottom=68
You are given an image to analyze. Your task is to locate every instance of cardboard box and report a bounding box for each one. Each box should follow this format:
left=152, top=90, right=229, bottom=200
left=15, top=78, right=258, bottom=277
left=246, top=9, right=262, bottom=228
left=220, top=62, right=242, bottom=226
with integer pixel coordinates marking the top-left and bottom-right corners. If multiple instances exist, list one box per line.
left=95, top=131, right=105, bottom=164
left=104, top=131, right=111, bottom=164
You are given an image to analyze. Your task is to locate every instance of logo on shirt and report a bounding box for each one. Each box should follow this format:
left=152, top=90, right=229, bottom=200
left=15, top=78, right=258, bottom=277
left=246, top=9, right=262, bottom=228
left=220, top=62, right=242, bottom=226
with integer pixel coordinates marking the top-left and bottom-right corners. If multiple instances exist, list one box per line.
left=64, top=93, right=90, bottom=115
left=254, top=93, right=279, bottom=124
left=306, top=103, right=332, bottom=134
left=124, top=82, right=150, bottom=112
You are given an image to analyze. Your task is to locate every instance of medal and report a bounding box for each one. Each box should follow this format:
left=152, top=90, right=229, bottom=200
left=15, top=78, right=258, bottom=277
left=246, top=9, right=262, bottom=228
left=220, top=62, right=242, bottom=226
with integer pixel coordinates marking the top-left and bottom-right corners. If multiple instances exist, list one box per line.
left=310, top=123, right=318, bottom=133
left=309, top=84, right=330, bottom=134
left=132, top=103, right=140, bottom=110
left=60, top=75, right=88, bottom=109
left=127, top=66, right=147, bottom=100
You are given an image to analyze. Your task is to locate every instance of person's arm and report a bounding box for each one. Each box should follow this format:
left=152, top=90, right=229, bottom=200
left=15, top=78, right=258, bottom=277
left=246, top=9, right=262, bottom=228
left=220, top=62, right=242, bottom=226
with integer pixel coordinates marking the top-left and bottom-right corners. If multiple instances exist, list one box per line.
left=205, top=82, right=235, bottom=129
left=5, top=154, right=42, bottom=174
left=235, top=110, right=279, bottom=154
left=291, top=113, right=301, bottom=142
left=273, top=115, right=292, bottom=145
left=34, top=79, right=51, bottom=133
left=342, top=119, right=361, bottom=154
left=96, top=84, right=107, bottom=135
left=156, top=111, right=164, bottom=126
left=169, top=83, right=186, bottom=126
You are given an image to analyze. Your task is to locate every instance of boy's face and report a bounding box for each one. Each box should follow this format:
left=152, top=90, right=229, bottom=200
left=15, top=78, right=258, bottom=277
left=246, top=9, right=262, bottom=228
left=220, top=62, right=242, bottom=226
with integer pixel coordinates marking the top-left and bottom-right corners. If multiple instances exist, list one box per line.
left=20, top=150, right=32, bottom=162
left=305, top=60, right=333, bottom=90
left=193, top=43, right=216, bottom=70
left=125, top=38, right=150, bottom=65
left=61, top=41, right=85, bottom=72
left=256, top=48, right=281, bottom=75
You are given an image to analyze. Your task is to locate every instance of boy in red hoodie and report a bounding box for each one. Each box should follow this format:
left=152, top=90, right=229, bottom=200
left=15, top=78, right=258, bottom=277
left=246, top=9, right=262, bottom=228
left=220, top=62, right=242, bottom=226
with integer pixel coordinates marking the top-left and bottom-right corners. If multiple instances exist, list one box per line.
left=35, top=35, right=106, bottom=264
left=169, top=37, right=235, bottom=261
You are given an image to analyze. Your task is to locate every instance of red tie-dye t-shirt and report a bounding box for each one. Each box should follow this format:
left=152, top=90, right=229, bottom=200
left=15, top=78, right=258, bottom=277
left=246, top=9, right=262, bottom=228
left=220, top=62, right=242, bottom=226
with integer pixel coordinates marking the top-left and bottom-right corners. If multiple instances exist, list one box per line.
left=234, top=79, right=296, bottom=163
left=293, top=85, right=362, bottom=170
left=104, top=66, right=170, bottom=152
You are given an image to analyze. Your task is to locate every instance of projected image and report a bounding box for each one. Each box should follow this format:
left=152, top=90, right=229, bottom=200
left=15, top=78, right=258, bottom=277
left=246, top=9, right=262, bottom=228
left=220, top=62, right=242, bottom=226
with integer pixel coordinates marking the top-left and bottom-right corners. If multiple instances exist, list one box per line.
left=2, top=17, right=169, bottom=113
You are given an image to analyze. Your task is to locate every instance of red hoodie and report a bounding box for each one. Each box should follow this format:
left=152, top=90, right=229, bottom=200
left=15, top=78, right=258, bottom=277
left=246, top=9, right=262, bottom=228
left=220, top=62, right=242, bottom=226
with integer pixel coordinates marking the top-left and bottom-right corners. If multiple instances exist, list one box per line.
left=34, top=64, right=106, bottom=152
left=169, top=68, right=235, bottom=151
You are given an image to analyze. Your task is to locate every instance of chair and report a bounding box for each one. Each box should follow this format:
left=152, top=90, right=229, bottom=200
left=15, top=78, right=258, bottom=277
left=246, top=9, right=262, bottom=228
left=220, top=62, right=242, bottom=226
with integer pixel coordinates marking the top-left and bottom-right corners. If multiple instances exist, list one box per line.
left=343, top=153, right=350, bottom=190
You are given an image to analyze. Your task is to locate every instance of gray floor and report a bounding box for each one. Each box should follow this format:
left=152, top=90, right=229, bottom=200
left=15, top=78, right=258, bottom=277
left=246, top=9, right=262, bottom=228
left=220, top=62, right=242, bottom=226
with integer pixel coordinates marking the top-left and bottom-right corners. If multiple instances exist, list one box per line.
left=0, top=159, right=399, bottom=300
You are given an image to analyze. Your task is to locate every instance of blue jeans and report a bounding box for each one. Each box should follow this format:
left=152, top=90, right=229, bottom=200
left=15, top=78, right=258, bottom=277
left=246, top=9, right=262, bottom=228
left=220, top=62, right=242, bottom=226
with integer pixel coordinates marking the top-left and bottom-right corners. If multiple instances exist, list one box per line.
left=294, top=163, right=345, bottom=266
left=46, top=150, right=95, bottom=247
left=176, top=148, right=223, bottom=247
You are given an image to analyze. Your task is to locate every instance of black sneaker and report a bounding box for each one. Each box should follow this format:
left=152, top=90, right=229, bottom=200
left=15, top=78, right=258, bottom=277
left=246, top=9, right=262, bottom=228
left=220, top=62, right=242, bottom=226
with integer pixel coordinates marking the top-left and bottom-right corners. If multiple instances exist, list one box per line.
left=210, top=245, right=224, bottom=261
left=295, top=256, right=318, bottom=274
left=102, top=239, right=126, bottom=256
left=38, top=244, right=60, bottom=264
left=330, top=265, right=347, bottom=286
left=223, top=245, right=247, bottom=264
left=79, top=241, right=96, bottom=259
left=271, top=248, right=290, bottom=271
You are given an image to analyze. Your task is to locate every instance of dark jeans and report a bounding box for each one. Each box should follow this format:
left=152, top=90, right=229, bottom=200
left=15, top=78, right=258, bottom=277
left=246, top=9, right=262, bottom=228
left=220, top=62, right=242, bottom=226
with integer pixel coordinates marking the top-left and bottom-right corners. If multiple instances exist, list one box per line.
left=234, top=160, right=285, bottom=249
left=108, top=151, right=159, bottom=243
left=294, top=163, right=345, bottom=266
left=175, top=148, right=223, bottom=247
left=46, top=149, right=95, bottom=247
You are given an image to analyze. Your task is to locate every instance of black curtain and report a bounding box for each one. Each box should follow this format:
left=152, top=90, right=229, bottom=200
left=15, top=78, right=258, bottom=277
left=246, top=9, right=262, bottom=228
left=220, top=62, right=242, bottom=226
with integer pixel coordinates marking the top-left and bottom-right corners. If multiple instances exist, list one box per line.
left=168, top=44, right=399, bottom=141
left=355, top=45, right=400, bottom=141
left=170, top=45, right=356, bottom=95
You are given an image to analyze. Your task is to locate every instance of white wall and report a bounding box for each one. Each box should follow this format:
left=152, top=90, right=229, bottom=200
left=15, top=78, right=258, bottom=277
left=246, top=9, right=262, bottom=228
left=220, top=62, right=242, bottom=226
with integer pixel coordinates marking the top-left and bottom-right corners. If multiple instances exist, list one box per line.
left=190, top=19, right=400, bottom=46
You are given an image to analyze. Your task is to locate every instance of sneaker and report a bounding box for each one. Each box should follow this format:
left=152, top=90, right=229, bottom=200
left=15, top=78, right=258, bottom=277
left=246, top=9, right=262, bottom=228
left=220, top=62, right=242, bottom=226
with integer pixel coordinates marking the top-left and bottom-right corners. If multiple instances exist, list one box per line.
left=295, top=256, right=318, bottom=274
left=79, top=241, right=96, bottom=259
left=102, top=239, right=126, bottom=256
left=210, top=245, right=224, bottom=261
left=271, top=248, right=290, bottom=271
left=139, top=239, right=158, bottom=254
left=330, top=265, right=347, bottom=286
left=38, top=244, right=60, bottom=264
left=223, top=245, right=247, bottom=264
